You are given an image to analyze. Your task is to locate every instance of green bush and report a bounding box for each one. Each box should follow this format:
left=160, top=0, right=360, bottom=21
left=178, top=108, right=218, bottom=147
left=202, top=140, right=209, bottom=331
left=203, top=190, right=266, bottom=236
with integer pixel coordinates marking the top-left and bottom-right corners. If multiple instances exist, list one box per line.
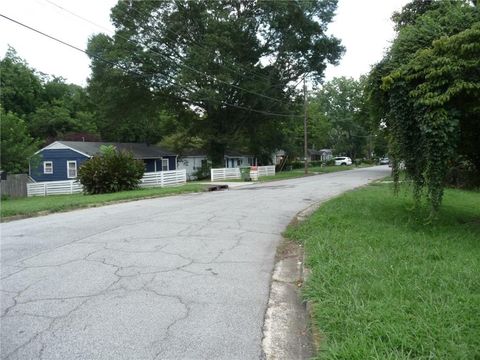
left=193, top=160, right=211, bottom=180
left=78, top=145, right=144, bottom=194
left=325, top=159, right=335, bottom=166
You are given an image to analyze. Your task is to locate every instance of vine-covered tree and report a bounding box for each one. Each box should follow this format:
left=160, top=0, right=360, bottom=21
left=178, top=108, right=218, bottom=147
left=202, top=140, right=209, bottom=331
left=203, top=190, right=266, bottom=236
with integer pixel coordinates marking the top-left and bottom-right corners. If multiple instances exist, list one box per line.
left=87, top=0, right=343, bottom=165
left=368, top=0, right=480, bottom=214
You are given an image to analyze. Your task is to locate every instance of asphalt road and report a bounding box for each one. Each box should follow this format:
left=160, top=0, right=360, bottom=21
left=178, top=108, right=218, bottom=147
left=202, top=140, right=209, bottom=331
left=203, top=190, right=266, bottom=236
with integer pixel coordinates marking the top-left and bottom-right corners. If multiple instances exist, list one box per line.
left=1, top=166, right=390, bottom=360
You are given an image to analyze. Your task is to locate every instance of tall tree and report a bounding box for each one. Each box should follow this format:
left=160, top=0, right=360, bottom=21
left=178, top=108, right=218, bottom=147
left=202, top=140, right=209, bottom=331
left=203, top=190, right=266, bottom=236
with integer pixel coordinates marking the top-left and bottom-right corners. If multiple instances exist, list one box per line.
left=0, top=47, right=43, bottom=116
left=87, top=0, right=343, bottom=165
left=310, top=77, right=369, bottom=159
left=1, top=48, right=99, bottom=143
left=368, top=0, right=480, bottom=214
left=29, top=77, right=98, bottom=140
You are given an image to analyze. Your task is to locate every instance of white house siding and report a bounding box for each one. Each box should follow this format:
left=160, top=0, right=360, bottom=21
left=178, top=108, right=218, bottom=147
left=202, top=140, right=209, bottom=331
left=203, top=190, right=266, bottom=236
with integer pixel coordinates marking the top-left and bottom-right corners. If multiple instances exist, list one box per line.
left=224, top=156, right=254, bottom=168
left=177, top=156, right=208, bottom=180
left=178, top=155, right=255, bottom=180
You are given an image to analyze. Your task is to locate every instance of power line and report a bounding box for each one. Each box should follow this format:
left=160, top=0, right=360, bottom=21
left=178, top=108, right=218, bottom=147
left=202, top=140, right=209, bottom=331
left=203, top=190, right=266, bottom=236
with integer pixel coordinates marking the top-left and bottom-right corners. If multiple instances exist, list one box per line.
left=132, top=6, right=274, bottom=84
left=126, top=4, right=302, bottom=97
left=37, top=0, right=304, bottom=111
left=49, top=0, right=290, bottom=105
left=0, top=12, right=302, bottom=118
left=42, top=0, right=113, bottom=35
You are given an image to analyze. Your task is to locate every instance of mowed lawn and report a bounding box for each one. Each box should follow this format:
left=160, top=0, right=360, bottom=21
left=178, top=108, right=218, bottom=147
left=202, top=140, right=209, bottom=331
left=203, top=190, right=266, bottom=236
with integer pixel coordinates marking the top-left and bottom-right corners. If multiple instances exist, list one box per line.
left=218, top=164, right=373, bottom=183
left=285, top=183, right=480, bottom=359
left=1, top=183, right=207, bottom=219
left=259, top=165, right=355, bottom=182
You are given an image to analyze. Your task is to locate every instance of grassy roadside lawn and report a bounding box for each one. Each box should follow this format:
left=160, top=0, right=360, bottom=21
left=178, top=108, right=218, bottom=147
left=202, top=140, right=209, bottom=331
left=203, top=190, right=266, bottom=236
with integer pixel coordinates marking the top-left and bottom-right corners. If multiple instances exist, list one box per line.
left=259, top=165, right=352, bottom=181
left=285, top=183, right=480, bottom=359
left=258, top=164, right=375, bottom=182
left=1, top=183, right=207, bottom=219
left=216, top=165, right=371, bottom=182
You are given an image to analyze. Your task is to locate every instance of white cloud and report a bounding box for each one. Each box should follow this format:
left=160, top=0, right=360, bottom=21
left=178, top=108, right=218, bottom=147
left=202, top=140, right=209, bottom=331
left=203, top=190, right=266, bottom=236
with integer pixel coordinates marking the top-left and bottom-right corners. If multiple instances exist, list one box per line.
left=324, top=0, right=409, bottom=81
left=0, top=0, right=116, bottom=85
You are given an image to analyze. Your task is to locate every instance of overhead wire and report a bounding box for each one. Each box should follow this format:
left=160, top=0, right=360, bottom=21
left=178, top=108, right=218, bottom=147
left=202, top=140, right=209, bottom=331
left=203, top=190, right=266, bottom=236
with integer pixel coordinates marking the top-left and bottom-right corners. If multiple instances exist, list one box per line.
left=126, top=3, right=304, bottom=93
left=38, top=0, right=304, bottom=112
left=0, top=13, right=302, bottom=118
left=39, top=0, right=299, bottom=107
left=130, top=4, right=274, bottom=84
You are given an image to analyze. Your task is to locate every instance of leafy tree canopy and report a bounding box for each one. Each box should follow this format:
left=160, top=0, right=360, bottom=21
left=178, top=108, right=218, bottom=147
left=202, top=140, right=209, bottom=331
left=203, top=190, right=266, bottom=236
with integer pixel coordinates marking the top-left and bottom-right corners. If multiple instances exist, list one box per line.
left=0, top=48, right=102, bottom=173
left=0, top=106, right=40, bottom=173
left=309, top=77, right=372, bottom=159
left=0, top=48, right=99, bottom=144
left=0, top=47, right=43, bottom=116
left=87, top=0, right=343, bottom=165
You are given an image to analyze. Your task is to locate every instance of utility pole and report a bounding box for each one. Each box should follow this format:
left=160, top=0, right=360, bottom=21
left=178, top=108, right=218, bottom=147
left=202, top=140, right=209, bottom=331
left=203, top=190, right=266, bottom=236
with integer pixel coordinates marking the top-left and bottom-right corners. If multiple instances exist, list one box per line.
left=303, top=75, right=308, bottom=174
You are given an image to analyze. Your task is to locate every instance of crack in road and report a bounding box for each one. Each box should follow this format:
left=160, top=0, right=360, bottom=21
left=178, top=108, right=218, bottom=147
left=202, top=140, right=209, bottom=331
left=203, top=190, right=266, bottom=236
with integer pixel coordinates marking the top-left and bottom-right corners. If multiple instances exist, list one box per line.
left=1, top=167, right=390, bottom=360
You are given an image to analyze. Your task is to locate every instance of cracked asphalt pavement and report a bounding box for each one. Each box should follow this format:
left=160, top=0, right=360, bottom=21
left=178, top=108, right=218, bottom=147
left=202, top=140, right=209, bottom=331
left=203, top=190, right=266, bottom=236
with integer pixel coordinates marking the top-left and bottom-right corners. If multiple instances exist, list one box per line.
left=1, top=166, right=390, bottom=360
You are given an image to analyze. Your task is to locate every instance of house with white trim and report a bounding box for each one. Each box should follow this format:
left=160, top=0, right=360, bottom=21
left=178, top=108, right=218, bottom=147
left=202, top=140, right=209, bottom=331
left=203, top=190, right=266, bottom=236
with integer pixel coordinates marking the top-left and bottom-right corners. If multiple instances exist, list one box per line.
left=29, top=141, right=178, bottom=182
left=177, top=149, right=255, bottom=180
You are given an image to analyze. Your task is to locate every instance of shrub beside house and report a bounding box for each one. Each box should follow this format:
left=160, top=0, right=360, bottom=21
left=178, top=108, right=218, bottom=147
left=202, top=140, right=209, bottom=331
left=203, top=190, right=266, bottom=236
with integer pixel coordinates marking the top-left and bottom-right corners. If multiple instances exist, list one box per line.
left=29, top=141, right=178, bottom=182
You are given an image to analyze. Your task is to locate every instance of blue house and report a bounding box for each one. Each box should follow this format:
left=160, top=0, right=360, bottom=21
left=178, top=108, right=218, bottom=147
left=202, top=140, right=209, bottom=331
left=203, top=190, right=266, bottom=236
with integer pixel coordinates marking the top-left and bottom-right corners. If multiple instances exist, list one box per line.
left=30, top=141, right=178, bottom=182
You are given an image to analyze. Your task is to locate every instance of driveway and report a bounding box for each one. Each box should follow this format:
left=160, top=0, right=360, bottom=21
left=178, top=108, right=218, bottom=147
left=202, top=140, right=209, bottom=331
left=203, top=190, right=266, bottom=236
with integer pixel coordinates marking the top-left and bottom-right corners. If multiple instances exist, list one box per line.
left=1, top=166, right=390, bottom=360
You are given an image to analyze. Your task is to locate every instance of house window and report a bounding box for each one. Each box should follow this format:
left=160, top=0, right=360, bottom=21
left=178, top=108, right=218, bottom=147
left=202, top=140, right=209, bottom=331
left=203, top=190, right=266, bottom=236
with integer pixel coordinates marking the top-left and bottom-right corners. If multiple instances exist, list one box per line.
left=67, top=161, right=77, bottom=178
left=162, top=158, right=169, bottom=171
left=43, top=161, right=53, bottom=174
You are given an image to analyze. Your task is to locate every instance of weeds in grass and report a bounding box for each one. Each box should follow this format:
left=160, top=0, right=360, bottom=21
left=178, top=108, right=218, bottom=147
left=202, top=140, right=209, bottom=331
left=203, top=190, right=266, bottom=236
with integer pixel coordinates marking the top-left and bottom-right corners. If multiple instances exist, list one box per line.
left=286, top=185, right=480, bottom=359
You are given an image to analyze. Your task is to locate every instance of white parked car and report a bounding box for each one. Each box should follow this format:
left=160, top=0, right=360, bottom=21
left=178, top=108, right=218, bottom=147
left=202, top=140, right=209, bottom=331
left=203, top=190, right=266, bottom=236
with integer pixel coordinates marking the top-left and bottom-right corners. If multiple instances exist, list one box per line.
left=334, top=156, right=352, bottom=166
left=379, top=157, right=390, bottom=165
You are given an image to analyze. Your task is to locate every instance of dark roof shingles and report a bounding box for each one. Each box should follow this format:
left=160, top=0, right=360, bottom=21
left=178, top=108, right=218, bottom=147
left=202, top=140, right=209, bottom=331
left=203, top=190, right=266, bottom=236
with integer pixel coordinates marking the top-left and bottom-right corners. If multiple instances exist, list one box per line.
left=59, top=141, right=175, bottom=159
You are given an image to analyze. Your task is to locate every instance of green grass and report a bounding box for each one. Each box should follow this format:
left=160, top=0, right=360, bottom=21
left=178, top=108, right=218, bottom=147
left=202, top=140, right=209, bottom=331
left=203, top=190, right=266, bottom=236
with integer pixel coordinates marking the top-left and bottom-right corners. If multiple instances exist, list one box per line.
left=1, top=184, right=207, bottom=219
left=253, top=165, right=358, bottom=182
left=257, top=165, right=374, bottom=182
left=285, top=184, right=480, bottom=359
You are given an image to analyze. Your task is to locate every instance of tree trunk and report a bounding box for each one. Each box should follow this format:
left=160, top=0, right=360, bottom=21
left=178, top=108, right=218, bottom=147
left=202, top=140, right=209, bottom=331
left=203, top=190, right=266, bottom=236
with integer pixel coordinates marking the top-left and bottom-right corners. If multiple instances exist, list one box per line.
left=209, top=139, right=226, bottom=168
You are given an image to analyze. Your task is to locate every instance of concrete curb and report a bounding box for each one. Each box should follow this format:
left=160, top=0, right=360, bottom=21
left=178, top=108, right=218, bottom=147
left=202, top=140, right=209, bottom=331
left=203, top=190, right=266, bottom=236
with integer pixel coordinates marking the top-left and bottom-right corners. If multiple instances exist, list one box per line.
left=295, top=201, right=325, bottom=355
left=261, top=241, right=313, bottom=360
left=261, top=200, right=327, bottom=360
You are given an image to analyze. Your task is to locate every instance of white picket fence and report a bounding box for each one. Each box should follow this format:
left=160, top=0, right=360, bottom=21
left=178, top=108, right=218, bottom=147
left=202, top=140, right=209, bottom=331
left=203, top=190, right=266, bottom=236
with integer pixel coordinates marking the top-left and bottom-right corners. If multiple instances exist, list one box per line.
left=210, top=168, right=241, bottom=182
left=27, top=170, right=187, bottom=197
left=250, top=165, right=276, bottom=181
left=27, top=180, right=83, bottom=197
left=139, top=169, right=187, bottom=188
left=210, top=166, right=275, bottom=182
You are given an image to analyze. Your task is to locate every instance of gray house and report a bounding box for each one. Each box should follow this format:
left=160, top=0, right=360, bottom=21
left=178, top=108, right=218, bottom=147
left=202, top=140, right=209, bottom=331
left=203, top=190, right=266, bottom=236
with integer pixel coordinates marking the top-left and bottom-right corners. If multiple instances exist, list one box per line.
left=177, top=150, right=255, bottom=180
left=308, top=149, right=333, bottom=162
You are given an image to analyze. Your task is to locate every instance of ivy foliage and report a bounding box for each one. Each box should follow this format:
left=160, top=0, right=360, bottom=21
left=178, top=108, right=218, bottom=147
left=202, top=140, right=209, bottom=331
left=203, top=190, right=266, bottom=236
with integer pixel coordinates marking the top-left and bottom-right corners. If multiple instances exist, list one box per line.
left=78, top=145, right=145, bottom=194
left=368, top=1, right=480, bottom=214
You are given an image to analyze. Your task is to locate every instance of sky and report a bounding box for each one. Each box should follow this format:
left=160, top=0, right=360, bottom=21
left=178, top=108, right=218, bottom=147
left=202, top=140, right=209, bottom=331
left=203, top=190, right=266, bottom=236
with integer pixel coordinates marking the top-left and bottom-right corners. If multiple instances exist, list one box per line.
left=0, top=0, right=409, bottom=86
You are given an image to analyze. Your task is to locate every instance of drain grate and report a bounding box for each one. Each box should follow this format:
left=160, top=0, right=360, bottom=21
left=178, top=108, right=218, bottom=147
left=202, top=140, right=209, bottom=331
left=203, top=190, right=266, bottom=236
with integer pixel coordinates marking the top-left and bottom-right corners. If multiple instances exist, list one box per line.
left=208, top=185, right=229, bottom=191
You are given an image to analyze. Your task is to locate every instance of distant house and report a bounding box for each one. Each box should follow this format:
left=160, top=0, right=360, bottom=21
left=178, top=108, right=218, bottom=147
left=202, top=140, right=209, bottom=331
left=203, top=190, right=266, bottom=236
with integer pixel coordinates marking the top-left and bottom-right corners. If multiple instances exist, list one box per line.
left=273, top=150, right=287, bottom=165
left=308, top=149, right=333, bottom=162
left=30, top=141, right=177, bottom=182
left=177, top=150, right=255, bottom=179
